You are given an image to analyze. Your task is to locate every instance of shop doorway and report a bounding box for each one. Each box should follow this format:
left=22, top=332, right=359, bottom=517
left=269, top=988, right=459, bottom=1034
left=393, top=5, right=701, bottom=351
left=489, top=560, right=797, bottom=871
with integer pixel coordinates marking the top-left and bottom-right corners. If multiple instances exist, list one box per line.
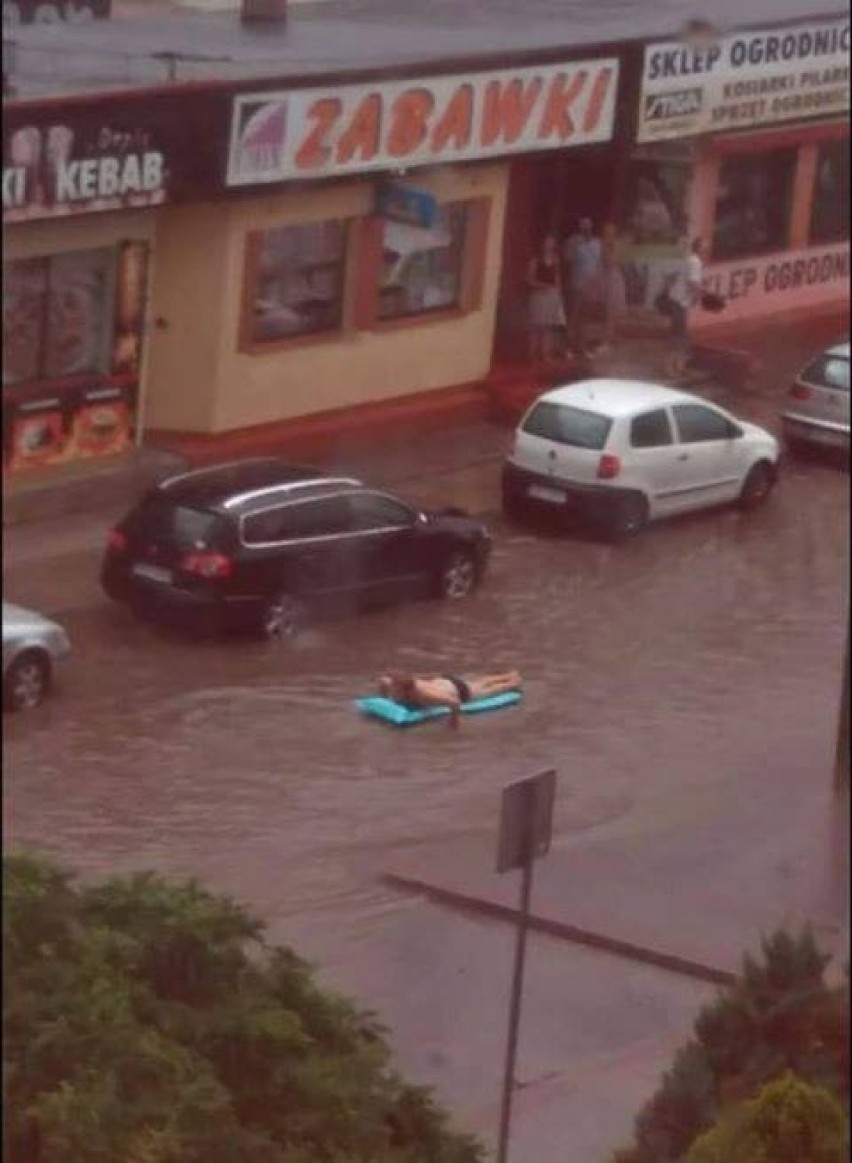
left=493, top=148, right=619, bottom=366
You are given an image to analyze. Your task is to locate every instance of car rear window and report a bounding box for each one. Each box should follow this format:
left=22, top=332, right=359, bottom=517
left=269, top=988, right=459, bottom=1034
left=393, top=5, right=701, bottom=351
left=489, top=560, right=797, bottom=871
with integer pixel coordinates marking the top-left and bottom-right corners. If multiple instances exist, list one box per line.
left=127, top=497, right=224, bottom=549
left=522, top=401, right=612, bottom=450
left=801, top=353, right=849, bottom=392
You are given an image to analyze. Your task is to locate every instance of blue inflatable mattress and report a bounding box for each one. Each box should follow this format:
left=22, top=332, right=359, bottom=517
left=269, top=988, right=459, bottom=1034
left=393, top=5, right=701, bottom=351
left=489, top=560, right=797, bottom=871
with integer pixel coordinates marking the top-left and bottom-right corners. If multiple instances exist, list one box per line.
left=355, top=690, right=522, bottom=726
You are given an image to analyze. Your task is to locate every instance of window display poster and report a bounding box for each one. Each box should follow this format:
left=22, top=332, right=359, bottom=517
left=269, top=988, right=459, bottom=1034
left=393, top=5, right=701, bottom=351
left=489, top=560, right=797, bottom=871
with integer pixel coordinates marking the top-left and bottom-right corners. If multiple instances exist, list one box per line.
left=5, top=381, right=135, bottom=473
left=3, top=242, right=147, bottom=474
left=619, top=154, right=692, bottom=309
left=622, top=156, right=691, bottom=246
left=112, top=241, right=148, bottom=375
left=250, top=221, right=346, bottom=341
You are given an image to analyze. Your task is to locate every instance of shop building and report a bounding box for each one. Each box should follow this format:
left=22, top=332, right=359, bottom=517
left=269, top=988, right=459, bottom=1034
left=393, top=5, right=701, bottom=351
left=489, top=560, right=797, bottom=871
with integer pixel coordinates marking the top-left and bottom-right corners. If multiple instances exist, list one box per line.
left=145, top=56, right=620, bottom=441
left=3, top=5, right=847, bottom=485
left=621, top=14, right=849, bottom=332
left=3, top=53, right=624, bottom=475
left=2, top=87, right=226, bottom=477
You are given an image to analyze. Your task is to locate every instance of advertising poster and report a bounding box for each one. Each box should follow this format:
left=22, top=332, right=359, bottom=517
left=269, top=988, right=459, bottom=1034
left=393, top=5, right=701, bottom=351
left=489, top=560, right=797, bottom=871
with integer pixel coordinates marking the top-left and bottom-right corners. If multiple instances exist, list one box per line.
left=619, top=146, right=694, bottom=310
left=638, top=17, right=849, bottom=142
left=3, top=242, right=147, bottom=474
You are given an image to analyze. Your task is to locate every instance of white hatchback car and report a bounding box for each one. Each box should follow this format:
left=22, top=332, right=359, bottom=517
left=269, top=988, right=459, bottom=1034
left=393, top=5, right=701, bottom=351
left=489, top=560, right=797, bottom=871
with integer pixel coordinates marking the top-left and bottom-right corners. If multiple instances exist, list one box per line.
left=502, top=379, right=780, bottom=539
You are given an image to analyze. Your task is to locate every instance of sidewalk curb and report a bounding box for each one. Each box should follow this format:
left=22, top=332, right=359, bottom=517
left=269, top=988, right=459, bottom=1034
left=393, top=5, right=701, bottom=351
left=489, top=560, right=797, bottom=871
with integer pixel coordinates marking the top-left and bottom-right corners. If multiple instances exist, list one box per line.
left=3, top=446, right=187, bottom=529
left=382, top=872, right=735, bottom=987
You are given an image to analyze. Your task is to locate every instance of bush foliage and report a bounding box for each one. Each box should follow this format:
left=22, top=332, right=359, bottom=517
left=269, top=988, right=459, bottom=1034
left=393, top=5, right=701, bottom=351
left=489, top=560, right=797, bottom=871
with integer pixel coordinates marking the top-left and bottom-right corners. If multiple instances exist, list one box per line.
left=685, top=1072, right=848, bottom=1163
left=3, top=853, right=484, bottom=1163
left=613, top=928, right=849, bottom=1163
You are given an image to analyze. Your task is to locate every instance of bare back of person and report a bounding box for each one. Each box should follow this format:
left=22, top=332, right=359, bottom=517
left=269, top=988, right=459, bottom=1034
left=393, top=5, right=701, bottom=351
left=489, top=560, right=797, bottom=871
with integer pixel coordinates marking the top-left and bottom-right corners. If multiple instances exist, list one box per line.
left=378, top=671, right=522, bottom=724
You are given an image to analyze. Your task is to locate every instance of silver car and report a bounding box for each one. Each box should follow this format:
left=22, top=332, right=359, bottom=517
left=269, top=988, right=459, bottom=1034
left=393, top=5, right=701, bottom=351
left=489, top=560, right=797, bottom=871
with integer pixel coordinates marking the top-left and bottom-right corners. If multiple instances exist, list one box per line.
left=2, top=603, right=71, bottom=712
left=781, top=340, right=850, bottom=453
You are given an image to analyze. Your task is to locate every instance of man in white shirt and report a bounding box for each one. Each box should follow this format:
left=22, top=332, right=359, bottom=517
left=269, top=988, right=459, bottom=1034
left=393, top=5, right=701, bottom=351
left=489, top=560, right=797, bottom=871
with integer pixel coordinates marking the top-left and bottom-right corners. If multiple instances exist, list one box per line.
left=666, top=238, right=706, bottom=375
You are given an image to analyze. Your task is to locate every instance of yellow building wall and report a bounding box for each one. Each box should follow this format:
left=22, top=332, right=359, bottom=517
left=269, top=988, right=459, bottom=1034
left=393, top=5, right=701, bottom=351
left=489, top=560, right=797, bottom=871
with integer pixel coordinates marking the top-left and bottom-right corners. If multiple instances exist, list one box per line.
left=145, top=161, right=508, bottom=434
left=143, top=203, right=231, bottom=432
left=5, top=210, right=155, bottom=260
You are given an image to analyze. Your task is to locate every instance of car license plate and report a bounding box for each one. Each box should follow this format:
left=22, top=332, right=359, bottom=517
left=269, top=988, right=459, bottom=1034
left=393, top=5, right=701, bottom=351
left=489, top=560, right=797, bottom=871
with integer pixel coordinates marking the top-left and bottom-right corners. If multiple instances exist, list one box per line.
left=132, top=562, right=172, bottom=584
left=528, top=484, right=566, bottom=504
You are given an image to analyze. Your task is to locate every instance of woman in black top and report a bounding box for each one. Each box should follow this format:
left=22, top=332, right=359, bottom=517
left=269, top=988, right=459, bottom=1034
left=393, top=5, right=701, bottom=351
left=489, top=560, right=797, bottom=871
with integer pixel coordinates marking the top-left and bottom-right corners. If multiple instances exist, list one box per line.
left=526, top=234, right=566, bottom=364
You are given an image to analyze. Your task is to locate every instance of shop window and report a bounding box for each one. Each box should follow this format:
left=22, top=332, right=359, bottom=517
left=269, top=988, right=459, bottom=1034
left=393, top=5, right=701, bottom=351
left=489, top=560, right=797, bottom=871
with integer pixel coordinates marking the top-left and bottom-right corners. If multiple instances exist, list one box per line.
left=3, top=247, right=113, bottom=387
left=624, top=157, right=692, bottom=246
left=245, top=220, right=347, bottom=344
left=809, top=140, right=850, bottom=245
left=378, top=203, right=468, bottom=320
left=712, top=149, right=796, bottom=261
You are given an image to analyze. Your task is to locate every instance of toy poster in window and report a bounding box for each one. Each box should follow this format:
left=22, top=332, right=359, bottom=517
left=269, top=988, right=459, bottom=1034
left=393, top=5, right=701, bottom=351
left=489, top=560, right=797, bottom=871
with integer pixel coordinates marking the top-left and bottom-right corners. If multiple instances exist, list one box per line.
left=8, top=400, right=66, bottom=471
left=43, top=248, right=113, bottom=380
left=111, top=241, right=148, bottom=375
left=69, top=387, right=131, bottom=459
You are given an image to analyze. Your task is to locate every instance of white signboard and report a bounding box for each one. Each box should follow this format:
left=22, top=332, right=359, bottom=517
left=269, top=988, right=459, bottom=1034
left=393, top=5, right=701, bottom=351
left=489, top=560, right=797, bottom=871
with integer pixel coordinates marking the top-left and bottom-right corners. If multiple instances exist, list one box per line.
left=227, top=58, right=619, bottom=187
left=638, top=17, right=849, bottom=142
left=700, top=241, right=850, bottom=323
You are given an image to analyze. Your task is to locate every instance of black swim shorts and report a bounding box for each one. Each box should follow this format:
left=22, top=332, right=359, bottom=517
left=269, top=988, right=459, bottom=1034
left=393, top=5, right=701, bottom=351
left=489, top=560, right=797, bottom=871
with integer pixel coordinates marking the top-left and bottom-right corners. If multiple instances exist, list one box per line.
left=445, top=675, right=472, bottom=703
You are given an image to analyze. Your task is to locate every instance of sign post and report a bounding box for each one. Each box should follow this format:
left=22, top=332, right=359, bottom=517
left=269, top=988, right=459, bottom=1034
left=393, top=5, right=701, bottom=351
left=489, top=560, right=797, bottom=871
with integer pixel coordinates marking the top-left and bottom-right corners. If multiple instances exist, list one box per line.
left=495, top=768, right=556, bottom=1163
left=835, top=623, right=849, bottom=791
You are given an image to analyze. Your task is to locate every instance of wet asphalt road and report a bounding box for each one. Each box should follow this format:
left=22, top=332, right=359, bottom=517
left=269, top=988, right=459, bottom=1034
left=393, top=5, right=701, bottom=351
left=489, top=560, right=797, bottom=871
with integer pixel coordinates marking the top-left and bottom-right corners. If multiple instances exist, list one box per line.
left=3, top=353, right=849, bottom=1159
left=4, top=418, right=848, bottom=939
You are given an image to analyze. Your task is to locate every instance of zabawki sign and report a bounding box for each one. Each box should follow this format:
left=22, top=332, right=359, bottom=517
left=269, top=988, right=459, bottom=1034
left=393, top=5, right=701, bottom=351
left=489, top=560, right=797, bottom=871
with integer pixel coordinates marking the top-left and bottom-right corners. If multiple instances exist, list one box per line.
left=226, top=58, right=619, bottom=187
left=638, top=16, right=849, bottom=142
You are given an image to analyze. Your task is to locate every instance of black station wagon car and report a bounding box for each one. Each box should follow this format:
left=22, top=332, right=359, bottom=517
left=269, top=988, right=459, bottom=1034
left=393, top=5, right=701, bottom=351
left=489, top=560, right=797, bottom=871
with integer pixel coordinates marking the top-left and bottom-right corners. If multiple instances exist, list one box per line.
left=101, top=459, right=492, bottom=639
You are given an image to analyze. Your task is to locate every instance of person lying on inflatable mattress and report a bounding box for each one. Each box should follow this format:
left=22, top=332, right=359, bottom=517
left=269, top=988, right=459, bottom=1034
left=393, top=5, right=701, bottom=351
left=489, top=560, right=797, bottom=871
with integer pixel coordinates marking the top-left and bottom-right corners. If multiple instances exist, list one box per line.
left=378, top=671, right=523, bottom=728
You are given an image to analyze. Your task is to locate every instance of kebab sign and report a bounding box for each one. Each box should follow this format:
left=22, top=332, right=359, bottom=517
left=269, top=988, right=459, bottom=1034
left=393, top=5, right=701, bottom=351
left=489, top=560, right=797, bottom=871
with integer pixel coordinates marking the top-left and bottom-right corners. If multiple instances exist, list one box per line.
left=226, top=58, right=619, bottom=186
left=3, top=123, right=166, bottom=221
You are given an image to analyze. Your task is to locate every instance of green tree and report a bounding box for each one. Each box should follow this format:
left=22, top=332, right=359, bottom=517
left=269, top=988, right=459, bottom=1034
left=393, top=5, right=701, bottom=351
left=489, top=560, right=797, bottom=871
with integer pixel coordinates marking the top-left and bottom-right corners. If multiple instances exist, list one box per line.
left=3, top=853, right=483, bottom=1163
left=612, top=928, right=849, bottom=1163
left=685, top=1072, right=848, bottom=1163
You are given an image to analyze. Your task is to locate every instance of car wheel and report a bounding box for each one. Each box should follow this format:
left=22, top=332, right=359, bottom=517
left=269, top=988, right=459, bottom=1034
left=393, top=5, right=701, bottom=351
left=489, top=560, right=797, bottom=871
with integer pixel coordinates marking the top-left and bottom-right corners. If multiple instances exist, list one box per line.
left=4, top=650, right=51, bottom=712
left=739, top=461, right=775, bottom=509
left=437, top=550, right=478, bottom=600
left=260, top=593, right=306, bottom=642
left=602, top=493, right=648, bottom=542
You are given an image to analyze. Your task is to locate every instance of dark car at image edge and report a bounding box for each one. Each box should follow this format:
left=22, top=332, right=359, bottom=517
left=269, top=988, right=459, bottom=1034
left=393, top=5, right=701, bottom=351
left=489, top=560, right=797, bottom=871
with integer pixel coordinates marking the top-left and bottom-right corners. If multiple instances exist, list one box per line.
left=101, top=458, right=492, bottom=639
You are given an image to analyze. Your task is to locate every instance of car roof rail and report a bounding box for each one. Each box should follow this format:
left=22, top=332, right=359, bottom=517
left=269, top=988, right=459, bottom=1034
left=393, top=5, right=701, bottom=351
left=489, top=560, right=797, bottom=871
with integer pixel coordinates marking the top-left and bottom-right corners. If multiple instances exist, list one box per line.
left=158, top=457, right=285, bottom=490
left=222, top=477, right=362, bottom=509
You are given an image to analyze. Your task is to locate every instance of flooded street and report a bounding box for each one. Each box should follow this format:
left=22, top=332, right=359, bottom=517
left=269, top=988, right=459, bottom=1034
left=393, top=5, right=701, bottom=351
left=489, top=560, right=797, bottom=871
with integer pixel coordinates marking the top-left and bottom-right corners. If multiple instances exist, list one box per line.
left=3, top=360, right=849, bottom=1159
left=4, top=434, right=848, bottom=951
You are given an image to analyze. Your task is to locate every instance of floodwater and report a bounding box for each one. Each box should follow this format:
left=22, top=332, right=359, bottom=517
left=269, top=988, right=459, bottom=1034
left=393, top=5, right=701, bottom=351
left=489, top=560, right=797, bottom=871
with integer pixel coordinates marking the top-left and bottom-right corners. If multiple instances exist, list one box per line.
left=4, top=441, right=848, bottom=955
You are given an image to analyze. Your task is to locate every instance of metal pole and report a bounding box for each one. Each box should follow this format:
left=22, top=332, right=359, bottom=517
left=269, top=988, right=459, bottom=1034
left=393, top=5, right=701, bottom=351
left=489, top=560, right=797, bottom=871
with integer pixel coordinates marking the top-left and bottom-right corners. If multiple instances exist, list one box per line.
left=496, top=845, right=535, bottom=1163
left=835, top=623, right=849, bottom=792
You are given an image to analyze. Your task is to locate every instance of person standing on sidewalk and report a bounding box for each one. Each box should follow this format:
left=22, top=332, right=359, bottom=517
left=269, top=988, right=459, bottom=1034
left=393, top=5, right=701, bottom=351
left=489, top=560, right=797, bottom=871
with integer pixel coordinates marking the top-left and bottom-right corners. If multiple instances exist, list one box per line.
left=564, top=217, right=603, bottom=357
left=594, top=222, right=627, bottom=356
left=525, top=234, right=566, bottom=365
left=665, top=237, right=706, bottom=378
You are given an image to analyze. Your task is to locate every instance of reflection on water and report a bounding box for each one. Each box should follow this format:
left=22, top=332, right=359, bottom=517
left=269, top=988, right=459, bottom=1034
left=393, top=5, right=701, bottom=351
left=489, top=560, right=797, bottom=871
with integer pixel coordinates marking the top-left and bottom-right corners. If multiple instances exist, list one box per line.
left=4, top=451, right=848, bottom=945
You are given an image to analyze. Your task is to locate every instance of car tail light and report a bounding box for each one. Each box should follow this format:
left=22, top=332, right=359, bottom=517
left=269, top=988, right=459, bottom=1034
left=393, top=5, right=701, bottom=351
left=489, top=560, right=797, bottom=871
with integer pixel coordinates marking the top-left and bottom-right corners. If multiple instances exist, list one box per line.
left=181, top=551, right=233, bottom=579
left=597, top=453, right=622, bottom=480
left=790, top=383, right=811, bottom=400
left=107, top=528, right=127, bottom=552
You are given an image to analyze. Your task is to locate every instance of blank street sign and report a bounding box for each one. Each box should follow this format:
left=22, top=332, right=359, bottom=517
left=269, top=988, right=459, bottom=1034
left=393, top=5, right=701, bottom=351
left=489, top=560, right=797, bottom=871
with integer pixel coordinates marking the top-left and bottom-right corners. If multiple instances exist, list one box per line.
left=496, top=768, right=556, bottom=873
